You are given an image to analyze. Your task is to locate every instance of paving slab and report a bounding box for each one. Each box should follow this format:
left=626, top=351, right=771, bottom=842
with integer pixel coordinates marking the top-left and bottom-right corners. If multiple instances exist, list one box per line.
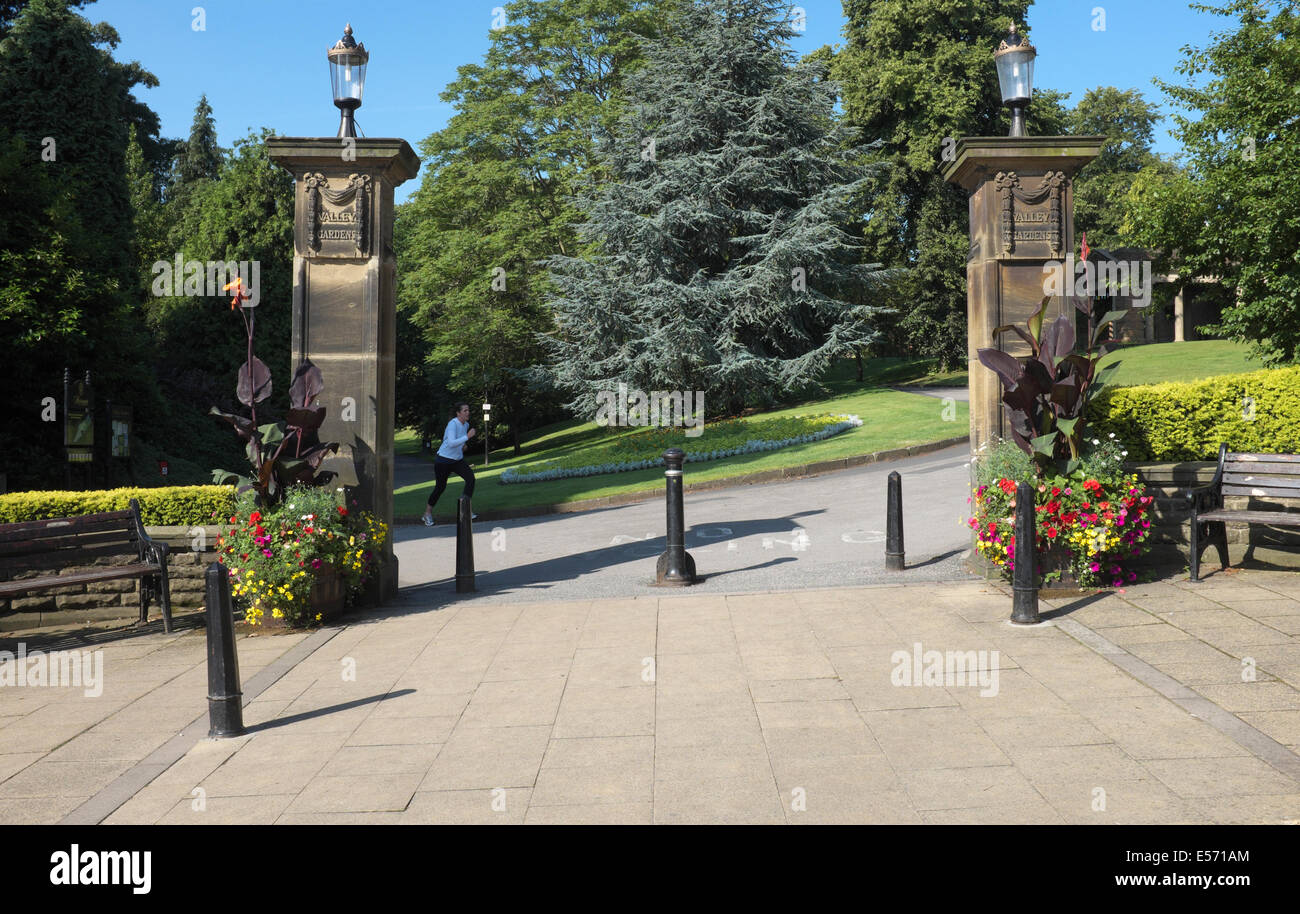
left=7, top=563, right=1300, bottom=824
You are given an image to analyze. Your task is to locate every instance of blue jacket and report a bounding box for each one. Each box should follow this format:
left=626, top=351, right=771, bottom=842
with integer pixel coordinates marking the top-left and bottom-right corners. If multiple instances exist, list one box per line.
left=436, top=418, right=471, bottom=461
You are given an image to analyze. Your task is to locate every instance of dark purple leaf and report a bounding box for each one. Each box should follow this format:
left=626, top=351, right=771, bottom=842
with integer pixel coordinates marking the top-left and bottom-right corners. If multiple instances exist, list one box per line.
left=210, top=407, right=255, bottom=441
left=285, top=407, right=326, bottom=431
left=237, top=356, right=273, bottom=406
left=289, top=360, right=325, bottom=409
left=977, top=347, right=1023, bottom=389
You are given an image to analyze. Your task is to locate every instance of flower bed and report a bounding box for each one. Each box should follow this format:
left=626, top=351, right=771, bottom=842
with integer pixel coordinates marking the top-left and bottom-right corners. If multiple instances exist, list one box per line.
left=969, top=436, right=1156, bottom=587
left=500, top=414, right=863, bottom=484
left=214, top=485, right=387, bottom=626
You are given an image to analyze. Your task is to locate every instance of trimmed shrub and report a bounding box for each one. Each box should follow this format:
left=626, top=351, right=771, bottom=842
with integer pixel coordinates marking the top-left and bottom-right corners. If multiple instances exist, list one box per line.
left=1088, top=366, right=1300, bottom=461
left=0, top=486, right=237, bottom=526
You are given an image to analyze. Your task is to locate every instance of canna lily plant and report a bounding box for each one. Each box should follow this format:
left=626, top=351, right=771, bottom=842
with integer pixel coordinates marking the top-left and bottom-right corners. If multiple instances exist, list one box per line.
left=976, top=295, right=1125, bottom=476
left=210, top=278, right=339, bottom=506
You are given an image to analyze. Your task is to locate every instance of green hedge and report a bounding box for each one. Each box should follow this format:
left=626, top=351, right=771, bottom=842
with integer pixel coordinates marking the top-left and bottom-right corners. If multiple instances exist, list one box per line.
left=1089, top=365, right=1300, bottom=461
left=0, top=486, right=237, bottom=526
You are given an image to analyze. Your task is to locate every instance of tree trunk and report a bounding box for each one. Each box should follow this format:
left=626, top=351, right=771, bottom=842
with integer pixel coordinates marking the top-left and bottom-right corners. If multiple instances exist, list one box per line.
left=854, top=348, right=864, bottom=381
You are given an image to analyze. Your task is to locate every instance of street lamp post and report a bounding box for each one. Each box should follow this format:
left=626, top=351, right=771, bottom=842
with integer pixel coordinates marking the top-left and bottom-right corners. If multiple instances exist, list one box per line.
left=994, top=24, right=1036, bottom=138
left=482, top=402, right=491, bottom=466
left=328, top=24, right=368, bottom=138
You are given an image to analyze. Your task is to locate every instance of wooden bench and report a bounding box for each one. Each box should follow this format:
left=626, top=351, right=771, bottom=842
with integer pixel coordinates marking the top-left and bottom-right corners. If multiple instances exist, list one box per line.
left=1187, top=445, right=1300, bottom=582
left=0, top=499, right=173, bottom=632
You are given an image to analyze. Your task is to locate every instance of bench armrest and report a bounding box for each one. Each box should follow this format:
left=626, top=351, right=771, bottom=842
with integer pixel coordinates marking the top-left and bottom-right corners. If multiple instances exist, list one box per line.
left=1186, top=484, right=1220, bottom=514
left=145, top=539, right=170, bottom=567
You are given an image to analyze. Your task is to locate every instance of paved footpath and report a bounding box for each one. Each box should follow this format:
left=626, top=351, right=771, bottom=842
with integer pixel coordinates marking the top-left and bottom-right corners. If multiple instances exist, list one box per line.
left=3, top=567, right=1300, bottom=824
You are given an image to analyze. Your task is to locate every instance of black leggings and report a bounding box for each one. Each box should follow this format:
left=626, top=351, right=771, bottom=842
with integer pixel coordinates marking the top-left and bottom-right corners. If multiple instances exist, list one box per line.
left=427, top=457, right=475, bottom=508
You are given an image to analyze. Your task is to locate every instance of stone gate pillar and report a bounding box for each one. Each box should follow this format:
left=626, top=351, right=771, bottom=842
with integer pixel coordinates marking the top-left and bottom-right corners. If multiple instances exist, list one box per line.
left=943, top=136, right=1105, bottom=456
left=267, top=137, right=420, bottom=603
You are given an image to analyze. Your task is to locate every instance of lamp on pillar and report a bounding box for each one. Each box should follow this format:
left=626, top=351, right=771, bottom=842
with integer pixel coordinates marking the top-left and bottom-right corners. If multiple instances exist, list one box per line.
left=328, top=24, right=368, bottom=138
left=268, top=27, right=420, bottom=605
left=994, top=25, right=1036, bottom=138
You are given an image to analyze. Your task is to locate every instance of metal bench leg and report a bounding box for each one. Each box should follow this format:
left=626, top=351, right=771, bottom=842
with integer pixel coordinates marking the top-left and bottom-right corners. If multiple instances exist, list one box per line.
left=158, top=571, right=173, bottom=634
left=1213, top=521, right=1230, bottom=573
left=1189, top=516, right=1202, bottom=583
left=139, top=576, right=152, bottom=626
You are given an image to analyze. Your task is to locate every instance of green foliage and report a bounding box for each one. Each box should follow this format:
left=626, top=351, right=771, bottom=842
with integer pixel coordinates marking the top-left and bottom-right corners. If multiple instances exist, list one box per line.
left=832, top=0, right=1035, bottom=369
left=1066, top=86, right=1169, bottom=250
left=1122, top=0, right=1300, bottom=362
left=397, top=0, right=665, bottom=455
left=972, top=437, right=1034, bottom=488
left=0, top=485, right=236, bottom=525
left=0, top=0, right=173, bottom=489
left=1089, top=366, right=1300, bottom=460
left=545, top=0, right=892, bottom=415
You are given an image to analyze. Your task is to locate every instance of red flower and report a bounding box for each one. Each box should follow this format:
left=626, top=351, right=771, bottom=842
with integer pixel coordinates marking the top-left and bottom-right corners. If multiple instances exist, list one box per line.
left=249, top=511, right=262, bottom=524
left=1045, top=527, right=1058, bottom=539
left=337, top=506, right=348, bottom=516
left=1051, top=487, right=1061, bottom=496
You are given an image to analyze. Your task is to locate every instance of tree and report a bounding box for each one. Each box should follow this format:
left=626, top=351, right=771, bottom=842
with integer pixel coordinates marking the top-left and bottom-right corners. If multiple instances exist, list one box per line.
left=398, top=0, right=668, bottom=454
left=1124, top=0, right=1300, bottom=363
left=832, top=0, right=1068, bottom=368
left=1067, top=86, right=1166, bottom=249
left=169, top=93, right=222, bottom=195
left=543, top=0, right=893, bottom=416
left=0, top=0, right=166, bottom=488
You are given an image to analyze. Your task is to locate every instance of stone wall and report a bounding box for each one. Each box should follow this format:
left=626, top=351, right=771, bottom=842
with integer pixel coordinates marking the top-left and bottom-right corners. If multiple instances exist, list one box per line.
left=0, top=526, right=221, bottom=631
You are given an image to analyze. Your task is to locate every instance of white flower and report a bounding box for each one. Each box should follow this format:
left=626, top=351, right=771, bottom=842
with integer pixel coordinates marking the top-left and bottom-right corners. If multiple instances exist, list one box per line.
left=1121, top=450, right=1128, bottom=456
left=1092, top=438, right=1100, bottom=445
left=1108, top=433, right=1115, bottom=439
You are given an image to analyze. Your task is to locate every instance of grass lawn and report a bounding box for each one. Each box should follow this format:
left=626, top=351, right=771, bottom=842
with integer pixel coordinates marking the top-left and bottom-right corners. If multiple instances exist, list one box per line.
left=1096, top=340, right=1261, bottom=387
left=395, top=367, right=968, bottom=517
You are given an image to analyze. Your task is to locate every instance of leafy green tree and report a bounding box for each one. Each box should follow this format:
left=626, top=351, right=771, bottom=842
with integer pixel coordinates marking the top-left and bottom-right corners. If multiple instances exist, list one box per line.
left=1067, top=86, right=1166, bottom=249
left=832, top=0, right=1070, bottom=368
left=544, top=0, right=893, bottom=416
left=168, top=93, right=222, bottom=198
left=1124, top=0, right=1300, bottom=363
left=0, top=0, right=167, bottom=488
left=398, top=0, right=668, bottom=454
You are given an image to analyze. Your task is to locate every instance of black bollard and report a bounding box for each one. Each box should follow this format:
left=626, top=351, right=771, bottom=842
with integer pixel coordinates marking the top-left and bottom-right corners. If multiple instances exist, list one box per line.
left=1010, top=481, right=1041, bottom=624
left=656, top=448, right=698, bottom=585
left=455, top=494, right=476, bottom=593
left=885, top=470, right=905, bottom=571
left=205, top=562, right=244, bottom=738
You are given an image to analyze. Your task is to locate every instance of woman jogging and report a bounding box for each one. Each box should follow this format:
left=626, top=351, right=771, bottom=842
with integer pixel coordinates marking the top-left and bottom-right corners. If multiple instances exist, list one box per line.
left=422, top=402, right=477, bottom=526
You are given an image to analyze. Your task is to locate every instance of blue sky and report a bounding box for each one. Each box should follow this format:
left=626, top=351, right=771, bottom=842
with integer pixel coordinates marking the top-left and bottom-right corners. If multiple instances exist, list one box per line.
left=91, top=0, right=1230, bottom=202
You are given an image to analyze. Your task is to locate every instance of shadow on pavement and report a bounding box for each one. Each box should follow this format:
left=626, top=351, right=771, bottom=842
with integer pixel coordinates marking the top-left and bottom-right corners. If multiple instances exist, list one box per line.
left=244, top=689, right=415, bottom=734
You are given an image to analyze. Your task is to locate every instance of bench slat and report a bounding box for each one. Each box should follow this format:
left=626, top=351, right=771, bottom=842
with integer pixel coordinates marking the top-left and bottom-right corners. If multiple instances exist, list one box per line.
left=1222, top=485, right=1300, bottom=499
left=0, top=530, right=135, bottom=558
left=0, top=513, right=134, bottom=544
left=1224, top=461, right=1300, bottom=477
left=1223, top=472, right=1300, bottom=490
left=0, top=563, right=161, bottom=597
left=1198, top=509, right=1300, bottom=526
left=1228, top=453, right=1300, bottom=464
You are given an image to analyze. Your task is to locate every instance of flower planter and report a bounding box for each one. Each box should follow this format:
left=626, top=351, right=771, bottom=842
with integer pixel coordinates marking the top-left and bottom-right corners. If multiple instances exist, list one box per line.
left=248, top=566, right=345, bottom=629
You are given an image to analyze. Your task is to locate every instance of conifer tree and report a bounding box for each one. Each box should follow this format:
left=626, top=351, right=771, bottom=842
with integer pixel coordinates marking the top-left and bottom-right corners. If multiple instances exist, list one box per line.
left=543, top=0, right=892, bottom=416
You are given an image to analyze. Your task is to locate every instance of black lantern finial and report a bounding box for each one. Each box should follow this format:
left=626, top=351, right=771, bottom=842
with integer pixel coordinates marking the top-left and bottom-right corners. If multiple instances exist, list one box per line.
left=994, top=25, right=1036, bottom=138
left=328, top=23, right=369, bottom=138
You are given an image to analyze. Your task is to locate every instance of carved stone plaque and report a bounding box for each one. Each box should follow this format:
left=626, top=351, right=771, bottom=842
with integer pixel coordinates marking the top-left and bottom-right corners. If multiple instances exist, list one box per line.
left=304, top=172, right=372, bottom=258
left=993, top=170, right=1065, bottom=259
